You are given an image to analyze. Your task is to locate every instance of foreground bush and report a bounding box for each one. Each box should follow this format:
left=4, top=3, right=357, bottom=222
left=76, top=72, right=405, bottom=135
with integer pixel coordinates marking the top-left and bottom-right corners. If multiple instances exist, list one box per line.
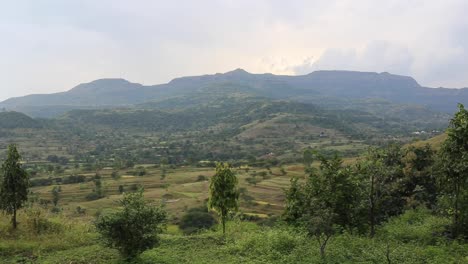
left=95, top=190, right=167, bottom=259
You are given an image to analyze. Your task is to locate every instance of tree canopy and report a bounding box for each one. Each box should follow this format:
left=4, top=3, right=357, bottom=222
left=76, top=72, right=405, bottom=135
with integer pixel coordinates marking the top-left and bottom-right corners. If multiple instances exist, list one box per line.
left=0, top=144, right=29, bottom=229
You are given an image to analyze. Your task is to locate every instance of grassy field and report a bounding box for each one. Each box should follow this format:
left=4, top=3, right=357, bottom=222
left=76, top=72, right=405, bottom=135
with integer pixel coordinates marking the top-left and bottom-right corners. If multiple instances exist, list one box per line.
left=1, top=210, right=466, bottom=264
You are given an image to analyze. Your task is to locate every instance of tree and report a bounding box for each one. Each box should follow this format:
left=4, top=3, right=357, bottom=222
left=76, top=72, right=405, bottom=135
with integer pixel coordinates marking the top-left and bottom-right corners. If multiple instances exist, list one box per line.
left=283, top=177, right=305, bottom=224
left=438, top=104, right=468, bottom=237
left=303, top=148, right=314, bottom=172
left=284, top=153, right=364, bottom=257
left=95, top=190, right=167, bottom=259
left=208, top=162, right=239, bottom=235
left=402, top=145, right=437, bottom=209
left=86, top=178, right=104, bottom=201
left=94, top=177, right=103, bottom=197
left=356, top=145, right=406, bottom=237
left=51, top=186, right=61, bottom=207
left=0, top=144, right=30, bottom=229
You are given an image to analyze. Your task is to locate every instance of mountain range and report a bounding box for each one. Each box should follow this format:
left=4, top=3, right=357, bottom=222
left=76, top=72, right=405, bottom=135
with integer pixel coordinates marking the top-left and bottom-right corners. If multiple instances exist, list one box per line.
left=1, top=69, right=467, bottom=118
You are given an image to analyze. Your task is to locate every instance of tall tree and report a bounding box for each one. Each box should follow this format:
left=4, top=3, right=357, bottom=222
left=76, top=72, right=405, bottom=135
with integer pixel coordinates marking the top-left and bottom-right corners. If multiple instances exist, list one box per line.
left=0, top=144, right=29, bottom=229
left=356, top=145, right=406, bottom=237
left=402, top=145, right=437, bottom=209
left=438, top=104, right=468, bottom=238
left=208, top=162, right=239, bottom=235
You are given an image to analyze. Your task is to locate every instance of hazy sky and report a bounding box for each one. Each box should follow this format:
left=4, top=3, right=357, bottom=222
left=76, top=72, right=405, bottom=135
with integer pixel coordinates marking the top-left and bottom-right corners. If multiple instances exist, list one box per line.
left=1, top=0, right=468, bottom=101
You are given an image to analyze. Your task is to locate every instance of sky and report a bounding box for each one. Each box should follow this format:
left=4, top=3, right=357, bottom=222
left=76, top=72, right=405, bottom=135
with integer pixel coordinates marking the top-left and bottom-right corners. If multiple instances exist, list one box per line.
left=1, top=0, right=468, bottom=101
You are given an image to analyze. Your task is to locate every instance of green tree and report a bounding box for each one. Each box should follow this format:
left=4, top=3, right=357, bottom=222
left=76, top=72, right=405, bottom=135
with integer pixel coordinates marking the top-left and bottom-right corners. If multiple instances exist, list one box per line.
left=51, top=186, right=61, bottom=207
left=356, top=145, right=406, bottom=237
left=438, top=103, right=468, bottom=237
left=284, top=153, right=364, bottom=257
left=95, top=190, right=167, bottom=259
left=208, top=162, right=239, bottom=235
left=303, top=148, right=314, bottom=172
left=0, top=144, right=29, bottom=229
left=402, top=145, right=437, bottom=208
left=283, top=177, right=305, bottom=224
left=94, top=177, right=103, bottom=198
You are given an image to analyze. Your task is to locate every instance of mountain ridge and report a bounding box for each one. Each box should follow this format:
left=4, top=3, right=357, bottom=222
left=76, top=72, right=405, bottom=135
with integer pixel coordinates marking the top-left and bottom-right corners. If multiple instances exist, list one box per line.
left=2, top=69, right=467, bottom=117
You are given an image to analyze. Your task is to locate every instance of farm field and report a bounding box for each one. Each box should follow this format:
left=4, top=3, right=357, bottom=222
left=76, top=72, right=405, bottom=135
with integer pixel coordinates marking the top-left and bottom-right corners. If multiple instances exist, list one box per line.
left=29, top=162, right=329, bottom=221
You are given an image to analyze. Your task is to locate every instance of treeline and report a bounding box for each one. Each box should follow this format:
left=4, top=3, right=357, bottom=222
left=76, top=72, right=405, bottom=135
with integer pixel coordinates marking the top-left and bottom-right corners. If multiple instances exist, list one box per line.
left=284, top=105, right=468, bottom=257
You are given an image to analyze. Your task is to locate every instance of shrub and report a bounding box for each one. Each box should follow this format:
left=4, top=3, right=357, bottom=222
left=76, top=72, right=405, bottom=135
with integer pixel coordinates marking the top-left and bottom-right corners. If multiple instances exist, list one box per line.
left=75, top=206, right=86, bottom=215
left=196, top=175, right=207, bottom=182
left=85, top=192, right=102, bottom=201
left=24, top=208, right=63, bottom=235
left=380, top=208, right=451, bottom=244
left=95, top=190, right=167, bottom=259
left=178, top=207, right=217, bottom=234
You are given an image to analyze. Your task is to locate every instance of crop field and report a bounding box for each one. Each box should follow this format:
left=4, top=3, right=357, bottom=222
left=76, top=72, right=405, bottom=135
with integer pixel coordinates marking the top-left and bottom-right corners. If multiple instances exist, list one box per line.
left=29, top=164, right=306, bottom=221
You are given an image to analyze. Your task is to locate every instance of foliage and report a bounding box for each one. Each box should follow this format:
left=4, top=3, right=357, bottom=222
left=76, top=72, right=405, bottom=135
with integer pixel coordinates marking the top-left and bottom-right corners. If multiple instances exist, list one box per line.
left=380, top=208, right=450, bottom=244
left=402, top=144, right=437, bottom=208
left=0, top=144, right=30, bottom=229
left=284, top=153, right=364, bottom=257
left=437, top=103, right=468, bottom=238
left=355, top=145, right=407, bottom=237
left=95, top=190, right=167, bottom=259
left=208, top=162, right=239, bottom=235
left=302, top=148, right=314, bottom=171
left=178, top=207, right=217, bottom=235
left=283, top=177, right=305, bottom=224
left=51, top=186, right=61, bottom=207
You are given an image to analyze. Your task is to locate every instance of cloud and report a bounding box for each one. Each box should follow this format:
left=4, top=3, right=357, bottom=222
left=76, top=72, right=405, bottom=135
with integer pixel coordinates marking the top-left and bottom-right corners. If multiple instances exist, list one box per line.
left=293, top=41, right=414, bottom=76
left=2, top=0, right=468, bottom=101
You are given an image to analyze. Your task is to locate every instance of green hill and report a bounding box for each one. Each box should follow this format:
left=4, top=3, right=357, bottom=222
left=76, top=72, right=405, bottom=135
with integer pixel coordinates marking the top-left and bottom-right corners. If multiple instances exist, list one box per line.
left=1, top=69, right=467, bottom=118
left=0, top=111, right=41, bottom=128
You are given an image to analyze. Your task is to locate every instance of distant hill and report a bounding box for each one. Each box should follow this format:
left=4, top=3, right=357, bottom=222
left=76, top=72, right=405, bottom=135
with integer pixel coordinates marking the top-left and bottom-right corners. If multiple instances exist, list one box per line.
left=0, top=111, right=41, bottom=128
left=409, top=133, right=447, bottom=150
left=1, top=69, right=467, bottom=118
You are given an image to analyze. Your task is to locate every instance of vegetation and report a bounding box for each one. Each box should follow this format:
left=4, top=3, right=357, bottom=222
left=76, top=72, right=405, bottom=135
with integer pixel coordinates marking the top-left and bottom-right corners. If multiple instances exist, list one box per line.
left=0, top=144, right=30, bottom=229
left=208, top=163, right=239, bottom=235
left=178, top=206, right=217, bottom=235
left=0, top=85, right=466, bottom=262
left=437, top=103, right=468, bottom=238
left=95, top=190, right=167, bottom=258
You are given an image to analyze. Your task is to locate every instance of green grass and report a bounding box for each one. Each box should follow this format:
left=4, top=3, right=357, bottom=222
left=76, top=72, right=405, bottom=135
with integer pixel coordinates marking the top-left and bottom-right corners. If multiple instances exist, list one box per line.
left=2, top=217, right=466, bottom=264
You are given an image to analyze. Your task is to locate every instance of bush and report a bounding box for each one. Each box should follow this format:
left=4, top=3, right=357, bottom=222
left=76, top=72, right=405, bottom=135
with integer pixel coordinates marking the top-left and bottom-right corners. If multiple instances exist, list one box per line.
left=380, top=208, right=451, bottom=244
left=179, top=207, right=217, bottom=234
left=63, top=174, right=86, bottom=184
left=24, top=208, right=63, bottom=235
left=85, top=192, right=102, bottom=201
left=95, top=190, right=167, bottom=259
left=196, top=175, right=207, bottom=182
left=226, top=227, right=307, bottom=262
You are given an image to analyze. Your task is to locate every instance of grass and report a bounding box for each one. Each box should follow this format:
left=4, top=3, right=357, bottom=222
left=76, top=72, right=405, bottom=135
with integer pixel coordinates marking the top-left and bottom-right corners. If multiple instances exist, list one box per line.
left=2, top=214, right=466, bottom=264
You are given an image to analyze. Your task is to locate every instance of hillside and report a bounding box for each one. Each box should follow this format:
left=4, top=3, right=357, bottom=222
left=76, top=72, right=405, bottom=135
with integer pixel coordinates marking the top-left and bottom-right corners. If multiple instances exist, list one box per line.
left=409, top=133, right=447, bottom=149
left=0, top=111, right=41, bottom=129
left=1, top=69, right=467, bottom=118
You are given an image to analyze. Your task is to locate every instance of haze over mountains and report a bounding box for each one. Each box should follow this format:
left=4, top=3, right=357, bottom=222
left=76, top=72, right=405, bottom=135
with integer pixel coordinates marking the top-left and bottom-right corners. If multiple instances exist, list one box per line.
left=1, top=69, right=467, bottom=118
